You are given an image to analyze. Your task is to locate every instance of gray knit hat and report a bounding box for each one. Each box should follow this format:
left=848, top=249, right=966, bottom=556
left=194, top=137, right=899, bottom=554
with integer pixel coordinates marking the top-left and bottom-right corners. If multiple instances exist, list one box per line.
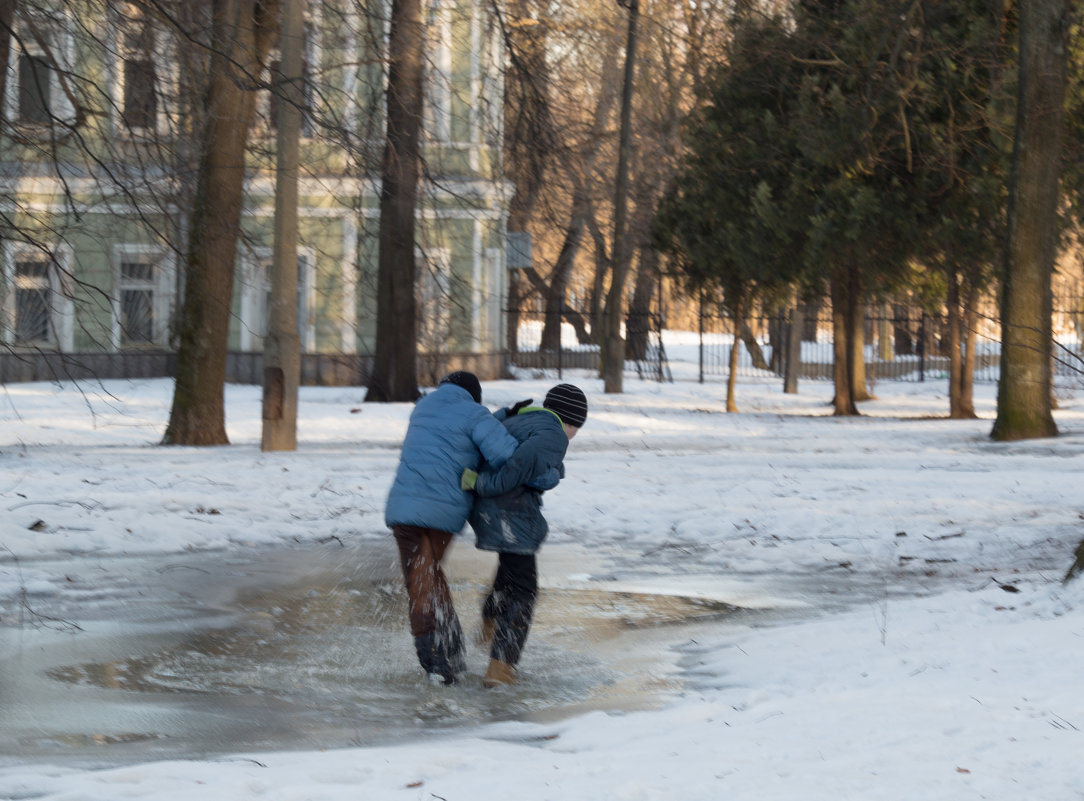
left=544, top=383, right=588, bottom=428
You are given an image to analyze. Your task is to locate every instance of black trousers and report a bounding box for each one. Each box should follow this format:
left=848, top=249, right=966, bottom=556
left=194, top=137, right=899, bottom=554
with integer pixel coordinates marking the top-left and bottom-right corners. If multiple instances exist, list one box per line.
left=481, top=552, right=538, bottom=667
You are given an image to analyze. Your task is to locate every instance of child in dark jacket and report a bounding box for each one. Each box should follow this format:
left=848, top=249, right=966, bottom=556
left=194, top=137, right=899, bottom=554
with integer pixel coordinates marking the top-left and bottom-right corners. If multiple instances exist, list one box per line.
left=461, top=383, right=588, bottom=687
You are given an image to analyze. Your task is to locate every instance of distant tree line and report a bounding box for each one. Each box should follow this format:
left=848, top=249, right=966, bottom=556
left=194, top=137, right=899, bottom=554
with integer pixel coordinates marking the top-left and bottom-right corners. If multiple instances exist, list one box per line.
left=654, top=0, right=1078, bottom=439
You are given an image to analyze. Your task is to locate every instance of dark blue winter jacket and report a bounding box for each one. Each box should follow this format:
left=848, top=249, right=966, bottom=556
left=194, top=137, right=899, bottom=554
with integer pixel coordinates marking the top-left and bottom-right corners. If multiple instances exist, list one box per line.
left=468, top=406, right=569, bottom=555
left=385, top=383, right=519, bottom=534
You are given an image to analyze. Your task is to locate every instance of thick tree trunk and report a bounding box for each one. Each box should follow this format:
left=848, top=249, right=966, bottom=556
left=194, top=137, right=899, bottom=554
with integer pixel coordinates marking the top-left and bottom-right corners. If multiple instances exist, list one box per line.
left=367, top=0, right=423, bottom=403
left=164, top=0, right=279, bottom=445
left=992, top=0, right=1067, bottom=441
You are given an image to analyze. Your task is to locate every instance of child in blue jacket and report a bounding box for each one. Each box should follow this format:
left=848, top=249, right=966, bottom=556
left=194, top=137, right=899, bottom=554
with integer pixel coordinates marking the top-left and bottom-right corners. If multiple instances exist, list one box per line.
left=385, top=371, right=520, bottom=684
left=461, top=383, right=588, bottom=687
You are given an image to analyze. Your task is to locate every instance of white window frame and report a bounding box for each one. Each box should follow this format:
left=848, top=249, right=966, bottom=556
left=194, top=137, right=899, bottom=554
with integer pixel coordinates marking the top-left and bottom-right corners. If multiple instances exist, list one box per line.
left=110, top=2, right=178, bottom=137
left=416, top=246, right=451, bottom=351
left=239, top=249, right=273, bottom=352
left=2, top=242, right=74, bottom=351
left=424, top=0, right=452, bottom=144
left=480, top=2, right=503, bottom=148
left=297, top=248, right=316, bottom=352
left=481, top=246, right=501, bottom=350
left=239, top=247, right=316, bottom=352
left=111, top=245, right=174, bottom=349
left=5, top=10, right=76, bottom=128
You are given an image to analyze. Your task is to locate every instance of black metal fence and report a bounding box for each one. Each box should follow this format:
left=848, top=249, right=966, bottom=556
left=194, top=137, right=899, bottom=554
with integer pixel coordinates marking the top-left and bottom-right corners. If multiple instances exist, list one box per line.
left=509, top=302, right=1084, bottom=385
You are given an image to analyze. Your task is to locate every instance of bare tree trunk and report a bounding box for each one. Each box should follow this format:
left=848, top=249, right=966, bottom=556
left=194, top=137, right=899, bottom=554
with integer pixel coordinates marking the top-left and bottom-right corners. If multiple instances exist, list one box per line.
left=503, top=0, right=557, bottom=362
left=783, top=302, right=803, bottom=394
left=367, top=0, right=423, bottom=403
left=740, top=323, right=769, bottom=371
left=947, top=271, right=964, bottom=417
left=0, top=1, right=15, bottom=109
left=602, top=0, right=639, bottom=394
left=625, top=245, right=658, bottom=361
left=960, top=299, right=978, bottom=418
left=992, top=0, right=1067, bottom=441
left=850, top=302, right=871, bottom=401
left=830, top=269, right=859, bottom=416
left=948, top=272, right=979, bottom=419
left=540, top=181, right=591, bottom=352
left=726, top=300, right=743, bottom=412
left=262, top=0, right=304, bottom=452
left=164, top=0, right=279, bottom=445
left=540, top=42, right=620, bottom=352
left=587, top=210, right=609, bottom=344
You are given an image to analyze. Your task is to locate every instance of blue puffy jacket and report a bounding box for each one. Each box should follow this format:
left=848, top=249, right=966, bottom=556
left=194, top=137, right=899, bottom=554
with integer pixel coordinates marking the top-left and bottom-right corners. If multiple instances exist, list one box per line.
left=385, top=383, right=520, bottom=534
left=468, top=407, right=569, bottom=555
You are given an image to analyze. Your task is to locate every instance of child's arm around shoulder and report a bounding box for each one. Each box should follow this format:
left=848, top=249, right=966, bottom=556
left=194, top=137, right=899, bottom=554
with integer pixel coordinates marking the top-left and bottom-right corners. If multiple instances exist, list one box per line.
left=469, top=406, right=519, bottom=470
left=526, top=463, right=563, bottom=492
left=471, top=421, right=567, bottom=498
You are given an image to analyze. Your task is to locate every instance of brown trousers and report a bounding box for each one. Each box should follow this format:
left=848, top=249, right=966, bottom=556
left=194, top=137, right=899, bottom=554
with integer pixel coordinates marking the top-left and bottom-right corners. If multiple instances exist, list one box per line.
left=392, top=524, right=458, bottom=637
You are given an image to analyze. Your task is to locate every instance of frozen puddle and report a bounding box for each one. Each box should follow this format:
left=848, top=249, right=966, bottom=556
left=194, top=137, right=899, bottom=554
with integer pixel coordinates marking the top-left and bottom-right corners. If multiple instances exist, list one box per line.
left=0, top=541, right=744, bottom=766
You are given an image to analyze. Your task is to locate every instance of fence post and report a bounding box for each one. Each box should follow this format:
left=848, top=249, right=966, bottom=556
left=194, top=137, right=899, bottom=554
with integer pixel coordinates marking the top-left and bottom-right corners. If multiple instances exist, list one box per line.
left=698, top=292, right=705, bottom=384
left=557, top=298, right=564, bottom=379
left=919, top=311, right=927, bottom=382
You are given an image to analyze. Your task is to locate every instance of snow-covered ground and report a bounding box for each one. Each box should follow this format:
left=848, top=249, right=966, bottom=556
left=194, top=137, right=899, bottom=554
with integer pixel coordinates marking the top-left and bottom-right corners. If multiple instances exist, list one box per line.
left=1, top=340, right=1082, bottom=801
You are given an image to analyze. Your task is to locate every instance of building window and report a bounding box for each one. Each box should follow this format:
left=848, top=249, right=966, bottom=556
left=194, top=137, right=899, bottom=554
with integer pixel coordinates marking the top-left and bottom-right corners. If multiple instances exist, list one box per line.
left=14, top=258, right=53, bottom=345
left=119, top=260, right=155, bottom=345
left=17, top=52, right=52, bottom=124
left=417, top=248, right=451, bottom=351
left=239, top=250, right=315, bottom=352
left=8, top=11, right=75, bottom=129
left=115, top=2, right=169, bottom=134
left=113, top=247, right=173, bottom=349
left=3, top=245, right=73, bottom=351
left=122, top=57, right=156, bottom=129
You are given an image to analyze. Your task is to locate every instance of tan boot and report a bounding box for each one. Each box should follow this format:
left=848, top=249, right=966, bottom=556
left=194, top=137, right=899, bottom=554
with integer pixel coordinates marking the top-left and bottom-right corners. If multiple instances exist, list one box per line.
left=482, top=658, right=517, bottom=688
left=475, top=617, right=496, bottom=648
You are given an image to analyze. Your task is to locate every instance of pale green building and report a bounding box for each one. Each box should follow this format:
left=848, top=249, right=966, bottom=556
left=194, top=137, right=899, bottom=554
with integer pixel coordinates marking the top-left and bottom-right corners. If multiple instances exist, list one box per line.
left=0, top=0, right=511, bottom=384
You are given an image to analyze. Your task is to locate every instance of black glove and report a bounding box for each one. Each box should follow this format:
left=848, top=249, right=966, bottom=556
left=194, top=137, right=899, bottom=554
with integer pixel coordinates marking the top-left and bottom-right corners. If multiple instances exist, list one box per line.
left=507, top=398, right=533, bottom=415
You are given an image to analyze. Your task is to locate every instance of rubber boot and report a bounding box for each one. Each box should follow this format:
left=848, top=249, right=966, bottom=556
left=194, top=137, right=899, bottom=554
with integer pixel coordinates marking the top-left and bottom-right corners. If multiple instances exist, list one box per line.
left=414, top=632, right=457, bottom=685
left=482, top=658, right=517, bottom=688
left=475, top=617, right=496, bottom=649
left=440, top=617, right=467, bottom=675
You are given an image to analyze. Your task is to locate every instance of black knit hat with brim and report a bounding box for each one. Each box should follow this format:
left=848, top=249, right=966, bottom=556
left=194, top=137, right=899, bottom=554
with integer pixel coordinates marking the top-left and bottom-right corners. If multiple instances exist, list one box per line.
left=440, top=371, right=482, bottom=404
left=544, top=383, right=588, bottom=428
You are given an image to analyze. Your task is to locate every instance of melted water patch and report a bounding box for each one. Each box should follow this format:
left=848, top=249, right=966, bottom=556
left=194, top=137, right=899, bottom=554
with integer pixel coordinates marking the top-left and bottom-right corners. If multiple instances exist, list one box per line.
left=2, top=543, right=740, bottom=765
